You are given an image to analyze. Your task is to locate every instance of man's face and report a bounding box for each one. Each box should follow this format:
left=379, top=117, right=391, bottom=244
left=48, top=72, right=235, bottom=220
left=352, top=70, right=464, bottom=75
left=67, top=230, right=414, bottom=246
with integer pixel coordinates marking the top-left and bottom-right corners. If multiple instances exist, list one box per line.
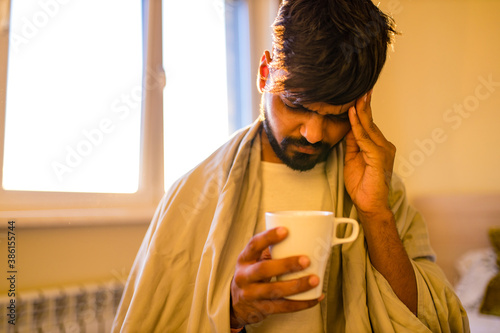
left=261, top=92, right=355, bottom=171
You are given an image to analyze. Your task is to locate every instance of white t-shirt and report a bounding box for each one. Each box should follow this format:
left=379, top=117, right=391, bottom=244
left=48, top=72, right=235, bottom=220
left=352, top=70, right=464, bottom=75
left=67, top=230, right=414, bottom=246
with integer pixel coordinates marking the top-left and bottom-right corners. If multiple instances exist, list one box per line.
left=246, top=161, right=333, bottom=333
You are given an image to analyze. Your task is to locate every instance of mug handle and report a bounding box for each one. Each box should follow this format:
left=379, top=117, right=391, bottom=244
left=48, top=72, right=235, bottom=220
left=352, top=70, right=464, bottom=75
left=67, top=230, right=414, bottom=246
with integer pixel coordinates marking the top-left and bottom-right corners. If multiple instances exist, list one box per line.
left=331, top=218, right=359, bottom=245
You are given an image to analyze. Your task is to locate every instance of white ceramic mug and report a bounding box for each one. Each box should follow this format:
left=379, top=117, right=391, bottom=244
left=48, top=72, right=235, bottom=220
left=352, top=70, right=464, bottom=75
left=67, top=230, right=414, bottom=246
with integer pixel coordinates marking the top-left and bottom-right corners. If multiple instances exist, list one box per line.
left=265, top=210, right=359, bottom=300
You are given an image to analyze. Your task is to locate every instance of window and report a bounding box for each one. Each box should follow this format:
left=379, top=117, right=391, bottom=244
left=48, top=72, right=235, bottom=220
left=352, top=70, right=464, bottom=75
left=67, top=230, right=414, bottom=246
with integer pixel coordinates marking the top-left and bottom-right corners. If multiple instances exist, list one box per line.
left=163, top=0, right=230, bottom=189
left=0, top=0, right=254, bottom=224
left=3, top=0, right=143, bottom=193
left=0, top=0, right=164, bottom=219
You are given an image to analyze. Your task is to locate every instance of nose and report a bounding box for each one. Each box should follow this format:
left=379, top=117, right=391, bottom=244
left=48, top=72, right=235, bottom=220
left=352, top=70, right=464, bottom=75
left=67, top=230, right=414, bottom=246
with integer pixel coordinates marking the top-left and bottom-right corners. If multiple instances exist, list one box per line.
left=300, top=113, right=324, bottom=144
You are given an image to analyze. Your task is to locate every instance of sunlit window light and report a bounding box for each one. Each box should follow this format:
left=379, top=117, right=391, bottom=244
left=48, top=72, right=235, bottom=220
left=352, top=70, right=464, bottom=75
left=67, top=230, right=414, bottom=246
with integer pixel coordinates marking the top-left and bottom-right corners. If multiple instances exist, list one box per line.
left=3, top=0, right=143, bottom=193
left=163, top=0, right=230, bottom=191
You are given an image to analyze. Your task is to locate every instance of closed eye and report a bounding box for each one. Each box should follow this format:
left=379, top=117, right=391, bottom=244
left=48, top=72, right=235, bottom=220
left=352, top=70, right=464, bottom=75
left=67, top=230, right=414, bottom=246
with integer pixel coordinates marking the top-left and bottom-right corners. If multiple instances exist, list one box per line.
left=281, top=97, right=304, bottom=110
left=280, top=95, right=351, bottom=122
left=327, top=112, right=350, bottom=122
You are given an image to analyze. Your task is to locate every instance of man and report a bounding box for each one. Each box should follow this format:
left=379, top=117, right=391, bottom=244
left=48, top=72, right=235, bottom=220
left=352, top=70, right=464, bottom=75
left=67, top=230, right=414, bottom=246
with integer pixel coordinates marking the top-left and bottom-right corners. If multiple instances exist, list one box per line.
left=113, top=0, right=469, bottom=332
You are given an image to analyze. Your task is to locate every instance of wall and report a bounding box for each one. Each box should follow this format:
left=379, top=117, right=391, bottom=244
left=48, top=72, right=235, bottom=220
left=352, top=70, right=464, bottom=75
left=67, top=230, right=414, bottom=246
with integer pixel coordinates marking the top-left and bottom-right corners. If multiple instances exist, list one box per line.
left=248, top=0, right=280, bottom=120
left=375, top=0, right=500, bottom=201
left=16, top=224, right=148, bottom=291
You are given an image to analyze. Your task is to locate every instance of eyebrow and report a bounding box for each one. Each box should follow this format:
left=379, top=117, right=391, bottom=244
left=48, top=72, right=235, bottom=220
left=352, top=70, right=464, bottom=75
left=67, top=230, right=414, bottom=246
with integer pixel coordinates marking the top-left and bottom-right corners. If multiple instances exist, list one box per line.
left=281, top=96, right=350, bottom=117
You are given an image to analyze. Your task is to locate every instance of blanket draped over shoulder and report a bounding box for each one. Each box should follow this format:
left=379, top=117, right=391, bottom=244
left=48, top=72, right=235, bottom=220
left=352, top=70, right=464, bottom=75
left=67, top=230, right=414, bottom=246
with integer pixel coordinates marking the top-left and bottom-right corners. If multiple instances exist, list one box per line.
left=112, top=120, right=469, bottom=332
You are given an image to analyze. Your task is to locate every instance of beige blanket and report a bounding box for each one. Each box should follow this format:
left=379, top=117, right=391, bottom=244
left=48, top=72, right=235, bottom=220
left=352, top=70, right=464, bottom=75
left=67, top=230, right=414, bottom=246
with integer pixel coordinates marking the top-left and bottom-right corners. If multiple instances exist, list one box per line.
left=112, top=120, right=469, bottom=332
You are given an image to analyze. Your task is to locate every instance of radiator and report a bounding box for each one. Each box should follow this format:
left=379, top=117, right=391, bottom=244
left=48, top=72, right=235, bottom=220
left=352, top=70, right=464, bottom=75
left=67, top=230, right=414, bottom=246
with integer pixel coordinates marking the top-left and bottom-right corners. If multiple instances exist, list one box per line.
left=0, top=281, right=124, bottom=333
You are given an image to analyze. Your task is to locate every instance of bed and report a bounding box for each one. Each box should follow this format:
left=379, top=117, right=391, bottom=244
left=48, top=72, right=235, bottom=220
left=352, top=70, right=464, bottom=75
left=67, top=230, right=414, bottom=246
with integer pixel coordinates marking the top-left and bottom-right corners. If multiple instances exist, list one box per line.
left=413, top=194, right=500, bottom=332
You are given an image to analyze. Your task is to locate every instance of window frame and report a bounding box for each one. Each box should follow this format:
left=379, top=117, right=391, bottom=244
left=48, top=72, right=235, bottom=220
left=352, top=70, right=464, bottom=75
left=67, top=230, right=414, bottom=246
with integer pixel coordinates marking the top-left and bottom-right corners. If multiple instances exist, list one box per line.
left=0, top=0, right=165, bottom=227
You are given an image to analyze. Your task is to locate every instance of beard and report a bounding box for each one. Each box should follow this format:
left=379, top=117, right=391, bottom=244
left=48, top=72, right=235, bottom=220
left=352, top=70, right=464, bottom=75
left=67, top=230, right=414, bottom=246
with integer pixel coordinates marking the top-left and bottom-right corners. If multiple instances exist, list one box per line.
left=262, top=110, right=332, bottom=172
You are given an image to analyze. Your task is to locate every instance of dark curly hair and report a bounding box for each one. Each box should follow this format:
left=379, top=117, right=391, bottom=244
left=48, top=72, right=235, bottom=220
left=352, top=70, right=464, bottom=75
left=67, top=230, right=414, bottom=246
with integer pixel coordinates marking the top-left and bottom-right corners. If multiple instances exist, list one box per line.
left=266, top=0, right=397, bottom=105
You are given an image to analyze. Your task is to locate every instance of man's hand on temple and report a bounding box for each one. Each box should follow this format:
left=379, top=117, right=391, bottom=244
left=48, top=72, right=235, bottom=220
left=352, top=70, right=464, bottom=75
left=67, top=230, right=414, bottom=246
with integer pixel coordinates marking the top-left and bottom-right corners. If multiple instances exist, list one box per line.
left=343, top=90, right=418, bottom=314
left=230, top=227, right=323, bottom=329
left=344, top=89, right=396, bottom=219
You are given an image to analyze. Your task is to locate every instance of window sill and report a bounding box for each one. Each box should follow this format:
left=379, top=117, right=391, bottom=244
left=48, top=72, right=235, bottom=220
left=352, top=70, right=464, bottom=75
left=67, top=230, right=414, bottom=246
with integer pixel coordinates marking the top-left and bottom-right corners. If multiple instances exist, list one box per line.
left=0, top=206, right=156, bottom=229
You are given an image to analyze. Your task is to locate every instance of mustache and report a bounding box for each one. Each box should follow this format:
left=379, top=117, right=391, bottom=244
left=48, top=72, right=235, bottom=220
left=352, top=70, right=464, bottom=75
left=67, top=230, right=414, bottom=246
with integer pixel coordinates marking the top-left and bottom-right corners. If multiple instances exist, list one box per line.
left=281, top=136, right=327, bottom=149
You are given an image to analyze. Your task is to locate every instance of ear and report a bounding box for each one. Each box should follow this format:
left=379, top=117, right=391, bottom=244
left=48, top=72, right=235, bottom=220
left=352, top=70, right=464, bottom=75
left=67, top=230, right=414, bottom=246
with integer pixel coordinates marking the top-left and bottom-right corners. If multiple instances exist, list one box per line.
left=257, top=50, right=272, bottom=93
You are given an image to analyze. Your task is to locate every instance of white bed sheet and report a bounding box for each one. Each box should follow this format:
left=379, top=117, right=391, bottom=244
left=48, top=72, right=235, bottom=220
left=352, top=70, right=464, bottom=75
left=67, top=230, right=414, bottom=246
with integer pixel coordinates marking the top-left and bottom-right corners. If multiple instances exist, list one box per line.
left=454, top=248, right=500, bottom=332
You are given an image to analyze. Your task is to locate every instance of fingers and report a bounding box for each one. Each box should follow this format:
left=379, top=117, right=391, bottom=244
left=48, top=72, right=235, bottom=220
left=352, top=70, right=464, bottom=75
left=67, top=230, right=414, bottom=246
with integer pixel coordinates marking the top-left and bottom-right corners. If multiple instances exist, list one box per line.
left=231, top=273, right=322, bottom=326
left=236, top=228, right=312, bottom=285
left=348, top=105, right=376, bottom=153
left=348, top=90, right=390, bottom=150
left=238, top=227, right=287, bottom=263
left=261, top=297, right=322, bottom=316
left=239, top=275, right=320, bottom=301
left=231, top=230, right=323, bottom=326
left=243, top=255, right=310, bottom=283
left=260, top=248, right=272, bottom=261
left=355, top=89, right=374, bottom=125
left=231, top=292, right=322, bottom=327
left=234, top=228, right=320, bottom=299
